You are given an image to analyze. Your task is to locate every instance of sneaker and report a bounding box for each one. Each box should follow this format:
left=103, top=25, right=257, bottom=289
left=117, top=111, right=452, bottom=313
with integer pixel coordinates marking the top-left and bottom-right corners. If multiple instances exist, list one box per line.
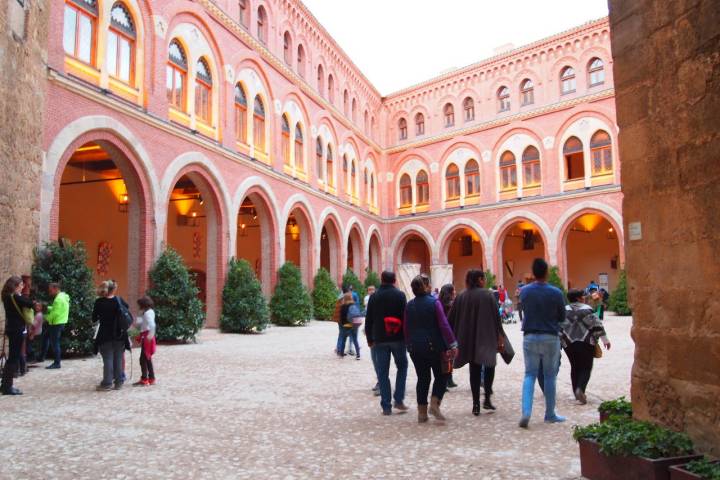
left=1, top=387, right=23, bottom=396
left=544, top=415, right=567, bottom=424
left=382, top=409, right=392, bottom=416
left=96, top=384, right=113, bottom=392
left=148, top=378, right=156, bottom=385
left=518, top=417, right=530, bottom=429
left=356, top=355, right=361, bottom=360
left=133, top=379, right=149, bottom=386
left=113, top=382, right=124, bottom=391
left=46, top=363, right=61, bottom=370
left=393, top=402, right=409, bottom=413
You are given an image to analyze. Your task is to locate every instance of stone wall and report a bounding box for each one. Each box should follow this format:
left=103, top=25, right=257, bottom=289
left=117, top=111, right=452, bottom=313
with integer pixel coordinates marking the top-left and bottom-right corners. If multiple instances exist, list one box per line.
left=0, top=0, right=48, bottom=319
left=609, top=0, right=720, bottom=454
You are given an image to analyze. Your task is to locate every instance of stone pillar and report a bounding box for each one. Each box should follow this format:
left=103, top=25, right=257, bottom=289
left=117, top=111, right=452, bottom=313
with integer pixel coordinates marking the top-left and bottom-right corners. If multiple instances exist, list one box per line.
left=430, top=264, right=453, bottom=291
left=609, top=0, right=720, bottom=454
left=397, top=263, right=420, bottom=299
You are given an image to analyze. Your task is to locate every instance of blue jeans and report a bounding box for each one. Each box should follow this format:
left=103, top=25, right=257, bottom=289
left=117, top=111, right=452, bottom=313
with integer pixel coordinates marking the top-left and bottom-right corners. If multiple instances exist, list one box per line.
left=521, top=334, right=561, bottom=420
left=372, top=341, right=408, bottom=412
left=41, top=324, right=64, bottom=365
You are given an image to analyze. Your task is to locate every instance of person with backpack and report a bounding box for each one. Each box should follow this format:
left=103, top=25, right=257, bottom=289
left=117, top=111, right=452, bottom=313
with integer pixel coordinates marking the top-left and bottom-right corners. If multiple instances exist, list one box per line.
left=338, top=292, right=362, bottom=359
left=92, top=280, right=131, bottom=391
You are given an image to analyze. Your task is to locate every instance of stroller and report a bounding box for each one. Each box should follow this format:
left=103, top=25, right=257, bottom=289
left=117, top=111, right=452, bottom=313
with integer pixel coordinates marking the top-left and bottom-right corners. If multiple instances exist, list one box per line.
left=499, top=299, right=516, bottom=324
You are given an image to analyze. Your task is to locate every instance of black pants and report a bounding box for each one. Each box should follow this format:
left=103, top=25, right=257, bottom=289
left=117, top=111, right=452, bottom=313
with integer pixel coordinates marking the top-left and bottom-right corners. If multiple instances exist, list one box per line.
left=469, top=363, right=495, bottom=404
left=2, top=332, right=23, bottom=392
left=139, top=344, right=155, bottom=380
left=564, top=341, right=595, bottom=393
left=410, top=351, right=447, bottom=405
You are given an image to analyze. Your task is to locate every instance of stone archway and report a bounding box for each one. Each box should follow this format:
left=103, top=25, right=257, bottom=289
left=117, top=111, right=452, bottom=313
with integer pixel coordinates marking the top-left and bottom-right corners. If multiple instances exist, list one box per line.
left=440, top=225, right=485, bottom=291
left=284, top=204, right=314, bottom=287
left=320, top=215, right=343, bottom=285
left=368, top=231, right=382, bottom=274
left=561, top=212, right=621, bottom=291
left=346, top=224, right=365, bottom=279
left=236, top=188, right=277, bottom=295
left=497, top=219, right=549, bottom=290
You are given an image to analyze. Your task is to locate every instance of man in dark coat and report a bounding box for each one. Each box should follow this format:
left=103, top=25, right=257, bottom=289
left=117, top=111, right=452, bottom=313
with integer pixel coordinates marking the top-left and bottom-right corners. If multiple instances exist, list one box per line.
left=448, top=269, right=503, bottom=414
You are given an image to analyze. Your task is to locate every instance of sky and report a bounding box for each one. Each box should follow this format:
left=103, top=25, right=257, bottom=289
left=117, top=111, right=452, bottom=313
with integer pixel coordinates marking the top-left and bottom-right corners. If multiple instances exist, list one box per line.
left=301, top=0, right=610, bottom=95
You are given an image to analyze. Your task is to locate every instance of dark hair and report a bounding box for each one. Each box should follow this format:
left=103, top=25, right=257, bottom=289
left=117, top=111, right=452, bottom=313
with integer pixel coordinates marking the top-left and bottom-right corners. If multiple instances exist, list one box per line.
left=381, top=271, right=396, bottom=285
left=1, top=276, right=22, bottom=300
left=532, top=258, right=549, bottom=279
left=439, top=284, right=455, bottom=308
left=465, top=269, right=485, bottom=289
left=567, top=288, right=584, bottom=303
left=137, top=296, right=154, bottom=310
left=410, top=275, right=429, bottom=297
left=48, top=282, right=61, bottom=290
left=341, top=284, right=350, bottom=293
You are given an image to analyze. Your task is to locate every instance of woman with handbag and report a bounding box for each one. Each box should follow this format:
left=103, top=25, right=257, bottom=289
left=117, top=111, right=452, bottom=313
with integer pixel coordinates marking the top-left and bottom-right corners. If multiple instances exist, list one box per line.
left=404, top=275, right=458, bottom=423
left=447, top=269, right=504, bottom=416
left=92, top=280, right=131, bottom=391
left=1, top=276, right=36, bottom=395
left=561, top=289, right=611, bottom=404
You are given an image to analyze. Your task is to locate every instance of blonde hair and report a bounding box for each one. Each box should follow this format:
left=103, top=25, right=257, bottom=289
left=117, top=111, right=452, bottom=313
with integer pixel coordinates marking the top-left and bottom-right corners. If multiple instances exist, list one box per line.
left=97, top=280, right=118, bottom=297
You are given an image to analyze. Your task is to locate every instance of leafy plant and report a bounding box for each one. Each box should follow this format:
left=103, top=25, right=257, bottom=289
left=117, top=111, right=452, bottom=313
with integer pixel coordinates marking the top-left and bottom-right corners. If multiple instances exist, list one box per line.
left=548, top=265, right=567, bottom=297
left=220, top=258, right=269, bottom=333
left=684, top=458, right=720, bottom=480
left=31, top=240, right=96, bottom=356
left=598, top=396, right=633, bottom=418
left=483, top=270, right=496, bottom=289
left=608, top=269, right=631, bottom=315
left=269, top=262, right=313, bottom=326
left=364, top=270, right=381, bottom=290
left=311, top=268, right=339, bottom=321
left=573, top=417, right=694, bottom=459
left=146, top=248, right=205, bottom=342
left=342, top=269, right=366, bottom=307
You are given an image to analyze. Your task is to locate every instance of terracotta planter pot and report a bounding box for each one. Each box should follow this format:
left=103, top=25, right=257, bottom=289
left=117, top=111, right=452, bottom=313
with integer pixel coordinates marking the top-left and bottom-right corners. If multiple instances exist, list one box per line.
left=669, top=462, right=720, bottom=480
left=578, top=439, right=702, bottom=480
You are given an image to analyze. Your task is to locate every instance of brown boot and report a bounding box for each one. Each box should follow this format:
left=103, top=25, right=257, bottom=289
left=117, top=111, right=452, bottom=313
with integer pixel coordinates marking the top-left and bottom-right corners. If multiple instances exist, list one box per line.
left=429, top=396, right=446, bottom=421
left=417, top=404, right=429, bottom=423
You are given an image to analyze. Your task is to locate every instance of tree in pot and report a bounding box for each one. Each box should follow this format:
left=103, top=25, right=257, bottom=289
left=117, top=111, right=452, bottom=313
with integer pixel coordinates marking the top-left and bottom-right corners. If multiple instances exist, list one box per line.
left=146, top=248, right=205, bottom=342
left=483, top=270, right=497, bottom=289
left=269, top=262, right=313, bottom=326
left=311, top=268, right=339, bottom=321
left=220, top=258, right=269, bottom=333
left=548, top=265, right=567, bottom=298
left=608, top=269, right=631, bottom=315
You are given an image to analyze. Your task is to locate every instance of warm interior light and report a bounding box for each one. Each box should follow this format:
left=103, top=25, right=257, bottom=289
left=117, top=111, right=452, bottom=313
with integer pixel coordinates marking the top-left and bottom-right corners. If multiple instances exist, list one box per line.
left=191, top=211, right=198, bottom=218
left=608, top=227, right=614, bottom=232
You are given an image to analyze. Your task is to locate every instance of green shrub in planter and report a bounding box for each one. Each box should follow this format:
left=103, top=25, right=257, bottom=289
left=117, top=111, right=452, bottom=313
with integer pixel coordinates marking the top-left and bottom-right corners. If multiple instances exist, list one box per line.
left=342, top=269, right=365, bottom=307
left=220, top=258, right=269, bottom=333
left=269, top=262, right=313, bottom=326
left=684, top=458, right=720, bottom=480
left=31, top=240, right=96, bottom=356
left=609, top=269, right=631, bottom=315
left=548, top=265, right=567, bottom=298
left=483, top=270, right=496, bottom=289
left=364, top=270, right=381, bottom=290
left=599, top=396, right=633, bottom=419
left=312, top=268, right=339, bottom=321
left=146, top=248, right=205, bottom=342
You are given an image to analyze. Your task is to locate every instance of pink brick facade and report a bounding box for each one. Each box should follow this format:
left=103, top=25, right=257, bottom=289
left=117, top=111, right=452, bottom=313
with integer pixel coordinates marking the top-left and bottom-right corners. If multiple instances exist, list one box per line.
left=41, top=1, right=623, bottom=326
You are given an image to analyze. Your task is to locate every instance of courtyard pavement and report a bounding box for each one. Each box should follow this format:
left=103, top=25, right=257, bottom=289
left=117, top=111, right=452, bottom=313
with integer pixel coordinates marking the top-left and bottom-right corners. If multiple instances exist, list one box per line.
left=0, top=315, right=633, bottom=480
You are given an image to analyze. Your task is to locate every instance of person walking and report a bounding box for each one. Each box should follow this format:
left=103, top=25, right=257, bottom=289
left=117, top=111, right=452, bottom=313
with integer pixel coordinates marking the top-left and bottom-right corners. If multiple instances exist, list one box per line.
left=364, top=271, right=408, bottom=416
left=1, top=276, right=35, bottom=395
left=518, top=258, right=567, bottom=428
left=404, top=275, right=458, bottom=423
left=39, top=283, right=70, bottom=369
left=92, top=280, right=131, bottom=391
left=515, top=281, right=525, bottom=323
left=448, top=270, right=503, bottom=416
left=562, top=289, right=611, bottom=404
left=338, top=292, right=361, bottom=359
left=133, top=296, right=157, bottom=386
left=438, top=284, right=458, bottom=389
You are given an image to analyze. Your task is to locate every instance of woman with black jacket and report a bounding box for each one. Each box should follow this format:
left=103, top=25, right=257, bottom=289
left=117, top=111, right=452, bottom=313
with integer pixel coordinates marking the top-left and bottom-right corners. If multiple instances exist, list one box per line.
left=2, top=276, right=35, bottom=395
left=92, top=280, right=130, bottom=391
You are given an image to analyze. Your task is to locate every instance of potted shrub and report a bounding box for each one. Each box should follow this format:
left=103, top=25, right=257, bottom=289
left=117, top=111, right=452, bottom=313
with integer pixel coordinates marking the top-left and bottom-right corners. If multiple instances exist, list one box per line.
left=598, top=396, right=633, bottom=422
left=573, top=416, right=701, bottom=480
left=670, top=458, right=720, bottom=480
left=269, top=262, right=313, bottom=326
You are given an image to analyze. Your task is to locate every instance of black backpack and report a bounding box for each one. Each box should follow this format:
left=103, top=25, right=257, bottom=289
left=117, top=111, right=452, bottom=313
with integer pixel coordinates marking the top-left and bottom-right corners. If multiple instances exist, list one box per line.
left=115, top=296, right=133, bottom=332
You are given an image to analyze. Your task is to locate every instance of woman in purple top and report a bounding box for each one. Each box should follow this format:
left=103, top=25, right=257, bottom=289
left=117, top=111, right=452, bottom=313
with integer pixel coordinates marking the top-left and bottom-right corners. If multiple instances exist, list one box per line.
left=404, top=274, right=458, bottom=423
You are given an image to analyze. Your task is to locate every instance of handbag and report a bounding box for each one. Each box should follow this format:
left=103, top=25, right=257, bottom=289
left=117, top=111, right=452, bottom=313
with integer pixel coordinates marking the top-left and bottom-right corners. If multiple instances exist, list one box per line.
left=594, top=343, right=603, bottom=359
left=115, top=296, right=133, bottom=331
left=499, top=329, right=515, bottom=365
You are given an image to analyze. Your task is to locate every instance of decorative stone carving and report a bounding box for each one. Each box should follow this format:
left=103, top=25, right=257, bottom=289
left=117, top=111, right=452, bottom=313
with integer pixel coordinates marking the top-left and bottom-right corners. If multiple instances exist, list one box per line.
left=224, top=65, right=234, bottom=84
left=482, top=150, right=491, bottom=162
left=543, top=136, right=555, bottom=148
left=430, top=264, right=453, bottom=290
left=397, top=263, right=420, bottom=299
left=153, top=16, right=168, bottom=39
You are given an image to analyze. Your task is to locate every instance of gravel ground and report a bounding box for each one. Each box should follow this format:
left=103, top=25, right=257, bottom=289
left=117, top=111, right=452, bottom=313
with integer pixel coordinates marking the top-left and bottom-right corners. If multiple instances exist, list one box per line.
left=0, top=314, right=633, bottom=480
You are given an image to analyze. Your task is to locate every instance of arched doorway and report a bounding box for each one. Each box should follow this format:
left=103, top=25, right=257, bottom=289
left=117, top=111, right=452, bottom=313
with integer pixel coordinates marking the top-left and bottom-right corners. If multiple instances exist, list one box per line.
left=236, top=191, right=276, bottom=295
left=320, top=216, right=342, bottom=284
left=284, top=206, right=313, bottom=286
left=563, top=213, right=621, bottom=291
left=368, top=231, right=382, bottom=274
left=56, top=140, right=149, bottom=304
left=346, top=225, right=364, bottom=278
left=442, top=227, right=484, bottom=291
left=398, top=234, right=431, bottom=274
left=499, top=220, right=547, bottom=289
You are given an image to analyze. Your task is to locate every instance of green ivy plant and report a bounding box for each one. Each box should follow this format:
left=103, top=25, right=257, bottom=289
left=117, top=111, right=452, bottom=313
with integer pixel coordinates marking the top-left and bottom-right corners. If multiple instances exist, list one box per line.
left=311, top=267, right=339, bottom=321
left=220, top=258, right=269, bottom=333
left=684, top=458, right=720, bottom=480
left=573, top=417, right=694, bottom=459
left=598, top=396, right=633, bottom=418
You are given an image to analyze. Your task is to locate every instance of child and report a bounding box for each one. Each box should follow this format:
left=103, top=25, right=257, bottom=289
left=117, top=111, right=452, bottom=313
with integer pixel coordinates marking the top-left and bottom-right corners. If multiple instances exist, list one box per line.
left=26, top=302, right=44, bottom=364
left=133, top=297, right=156, bottom=386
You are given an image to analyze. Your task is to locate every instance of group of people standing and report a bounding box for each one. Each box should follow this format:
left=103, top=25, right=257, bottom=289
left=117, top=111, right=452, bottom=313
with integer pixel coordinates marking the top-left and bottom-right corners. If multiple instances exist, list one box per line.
left=1, top=276, right=157, bottom=395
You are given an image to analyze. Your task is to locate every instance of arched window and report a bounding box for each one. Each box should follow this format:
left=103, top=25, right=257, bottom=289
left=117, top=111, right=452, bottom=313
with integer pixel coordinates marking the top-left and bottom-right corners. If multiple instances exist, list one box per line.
left=166, top=39, right=187, bottom=111
left=444, top=103, right=455, bottom=127
left=399, top=174, right=412, bottom=208
left=521, top=79, right=534, bottom=106
left=234, top=83, right=247, bottom=143
left=416, top=171, right=429, bottom=205
left=498, top=86, right=510, bottom=112
left=63, top=0, right=97, bottom=65
left=463, top=97, right=474, bottom=122
left=370, top=174, right=376, bottom=208
left=256, top=6, right=267, bottom=44
left=253, top=95, right=266, bottom=151
left=283, top=32, right=292, bottom=65
left=342, top=154, right=348, bottom=173
left=563, top=136, right=584, bottom=180
left=343, top=90, right=349, bottom=116
left=326, top=145, right=334, bottom=188
left=415, top=113, right=425, bottom=136
left=194, top=57, right=212, bottom=123
left=465, top=159, right=480, bottom=196
left=350, top=160, right=357, bottom=198
left=281, top=115, right=291, bottom=166
left=328, top=75, right=335, bottom=103
left=398, top=118, right=407, bottom=140
left=500, top=151, right=517, bottom=191
left=364, top=110, right=369, bottom=134
left=590, top=130, right=613, bottom=175
left=445, top=164, right=460, bottom=200
left=315, top=138, right=323, bottom=180
left=107, top=2, right=135, bottom=84
left=588, top=58, right=605, bottom=86
left=522, top=146, right=541, bottom=187
left=317, top=64, right=325, bottom=97
left=294, top=124, right=304, bottom=171
left=296, top=44, right=305, bottom=77
left=371, top=116, right=376, bottom=139
left=238, top=0, right=249, bottom=27
left=560, top=66, right=576, bottom=95
left=352, top=98, right=357, bottom=123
